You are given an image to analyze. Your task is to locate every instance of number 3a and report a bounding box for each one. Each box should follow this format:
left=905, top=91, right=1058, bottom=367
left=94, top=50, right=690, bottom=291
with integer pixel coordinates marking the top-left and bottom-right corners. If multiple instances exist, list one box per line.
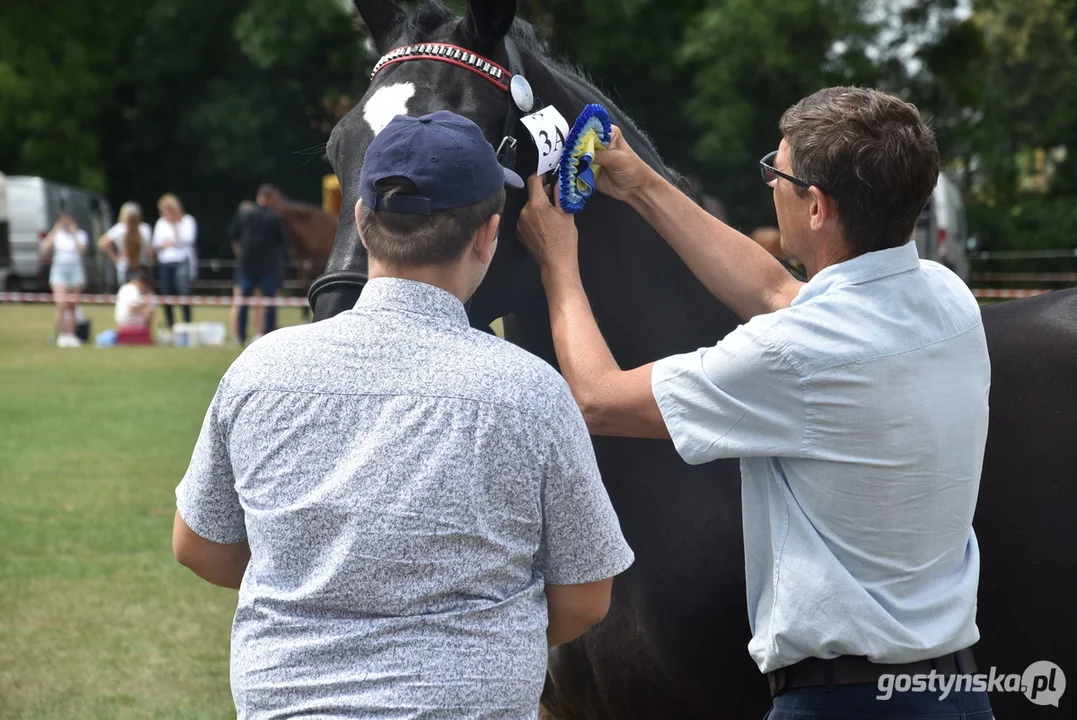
left=538, top=130, right=553, bottom=156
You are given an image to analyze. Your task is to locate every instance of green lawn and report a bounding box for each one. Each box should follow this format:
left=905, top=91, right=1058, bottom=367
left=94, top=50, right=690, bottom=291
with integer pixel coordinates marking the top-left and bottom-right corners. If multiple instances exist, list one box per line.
left=0, top=303, right=308, bottom=720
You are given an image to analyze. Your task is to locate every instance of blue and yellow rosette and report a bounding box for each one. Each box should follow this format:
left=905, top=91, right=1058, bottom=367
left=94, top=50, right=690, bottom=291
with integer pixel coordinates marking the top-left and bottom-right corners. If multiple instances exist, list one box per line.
left=558, top=104, right=612, bottom=214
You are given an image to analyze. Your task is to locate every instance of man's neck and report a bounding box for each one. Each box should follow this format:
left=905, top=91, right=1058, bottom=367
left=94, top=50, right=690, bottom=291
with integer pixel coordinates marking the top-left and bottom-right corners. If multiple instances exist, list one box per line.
left=800, top=235, right=856, bottom=279
left=367, top=262, right=471, bottom=304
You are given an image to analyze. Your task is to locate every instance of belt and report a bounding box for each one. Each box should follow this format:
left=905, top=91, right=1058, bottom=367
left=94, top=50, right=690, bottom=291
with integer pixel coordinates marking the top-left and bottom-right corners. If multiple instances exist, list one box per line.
left=766, top=648, right=977, bottom=698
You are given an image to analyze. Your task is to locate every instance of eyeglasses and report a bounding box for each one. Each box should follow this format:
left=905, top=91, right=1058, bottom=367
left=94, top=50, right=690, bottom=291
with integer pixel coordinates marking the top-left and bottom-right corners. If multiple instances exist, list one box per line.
left=759, top=150, right=812, bottom=189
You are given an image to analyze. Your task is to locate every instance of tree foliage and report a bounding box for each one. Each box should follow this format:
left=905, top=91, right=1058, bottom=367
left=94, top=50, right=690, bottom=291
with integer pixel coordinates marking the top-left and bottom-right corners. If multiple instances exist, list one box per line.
left=0, top=0, right=363, bottom=257
left=2, top=0, right=1076, bottom=258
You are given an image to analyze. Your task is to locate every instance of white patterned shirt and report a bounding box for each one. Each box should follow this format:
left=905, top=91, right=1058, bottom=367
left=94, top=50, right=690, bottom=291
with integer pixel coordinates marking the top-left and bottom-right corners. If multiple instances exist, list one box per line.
left=176, top=277, right=634, bottom=719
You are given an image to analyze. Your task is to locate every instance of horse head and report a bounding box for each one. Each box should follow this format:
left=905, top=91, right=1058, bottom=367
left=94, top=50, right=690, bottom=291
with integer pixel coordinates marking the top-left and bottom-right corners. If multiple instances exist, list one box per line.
left=312, top=0, right=548, bottom=329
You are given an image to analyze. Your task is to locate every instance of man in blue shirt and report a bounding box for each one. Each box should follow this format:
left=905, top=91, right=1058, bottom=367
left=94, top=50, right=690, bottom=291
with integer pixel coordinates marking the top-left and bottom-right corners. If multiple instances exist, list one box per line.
left=517, top=86, right=993, bottom=718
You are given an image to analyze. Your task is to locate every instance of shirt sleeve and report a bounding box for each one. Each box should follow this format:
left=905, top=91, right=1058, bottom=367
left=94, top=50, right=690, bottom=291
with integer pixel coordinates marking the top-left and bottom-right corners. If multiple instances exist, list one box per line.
left=650, top=315, right=807, bottom=465
left=228, top=212, right=242, bottom=241
left=175, top=381, right=246, bottom=544
left=176, top=216, right=197, bottom=248
left=534, top=383, right=635, bottom=585
left=106, top=224, right=124, bottom=242
left=151, top=220, right=168, bottom=249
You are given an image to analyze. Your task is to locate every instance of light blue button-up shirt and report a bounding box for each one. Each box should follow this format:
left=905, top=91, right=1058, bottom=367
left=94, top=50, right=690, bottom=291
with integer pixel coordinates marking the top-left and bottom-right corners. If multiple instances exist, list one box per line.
left=651, top=241, right=991, bottom=674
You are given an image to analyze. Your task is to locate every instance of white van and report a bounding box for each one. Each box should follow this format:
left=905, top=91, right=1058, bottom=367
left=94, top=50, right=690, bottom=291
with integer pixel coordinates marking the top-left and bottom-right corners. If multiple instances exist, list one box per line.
left=5, top=176, right=113, bottom=291
left=913, top=171, right=972, bottom=283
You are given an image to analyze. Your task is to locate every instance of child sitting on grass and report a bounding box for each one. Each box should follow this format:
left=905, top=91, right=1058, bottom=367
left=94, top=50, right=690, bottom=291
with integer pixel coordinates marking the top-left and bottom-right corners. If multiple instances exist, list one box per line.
left=114, top=269, right=156, bottom=345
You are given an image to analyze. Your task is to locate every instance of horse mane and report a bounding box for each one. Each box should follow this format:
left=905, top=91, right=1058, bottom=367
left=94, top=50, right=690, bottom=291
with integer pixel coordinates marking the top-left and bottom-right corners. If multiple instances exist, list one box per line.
left=512, top=19, right=690, bottom=192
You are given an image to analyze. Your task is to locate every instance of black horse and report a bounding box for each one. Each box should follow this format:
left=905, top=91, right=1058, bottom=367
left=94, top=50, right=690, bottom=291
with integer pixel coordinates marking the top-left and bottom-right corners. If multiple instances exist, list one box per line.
left=310, top=1, right=1077, bottom=718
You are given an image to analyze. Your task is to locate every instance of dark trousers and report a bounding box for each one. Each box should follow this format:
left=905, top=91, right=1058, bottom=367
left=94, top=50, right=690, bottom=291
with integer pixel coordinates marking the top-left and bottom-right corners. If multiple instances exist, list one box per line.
left=764, top=680, right=994, bottom=718
left=236, top=268, right=282, bottom=342
left=158, top=261, right=191, bottom=327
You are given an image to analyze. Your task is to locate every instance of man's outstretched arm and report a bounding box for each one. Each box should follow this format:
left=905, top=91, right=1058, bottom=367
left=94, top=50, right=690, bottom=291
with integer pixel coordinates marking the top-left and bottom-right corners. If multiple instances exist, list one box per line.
left=594, top=127, right=803, bottom=320
left=518, top=175, right=668, bottom=439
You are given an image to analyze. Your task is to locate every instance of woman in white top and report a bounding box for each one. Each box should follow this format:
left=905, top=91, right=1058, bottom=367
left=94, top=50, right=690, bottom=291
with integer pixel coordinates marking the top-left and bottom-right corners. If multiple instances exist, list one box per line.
left=42, top=214, right=87, bottom=347
left=152, top=193, right=197, bottom=328
left=97, top=202, right=152, bottom=285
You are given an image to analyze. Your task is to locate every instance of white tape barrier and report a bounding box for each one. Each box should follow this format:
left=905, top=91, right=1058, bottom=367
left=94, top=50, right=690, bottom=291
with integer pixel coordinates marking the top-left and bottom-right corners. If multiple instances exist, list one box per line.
left=0, top=289, right=1055, bottom=307
left=0, top=292, right=309, bottom=307
left=972, top=288, right=1052, bottom=299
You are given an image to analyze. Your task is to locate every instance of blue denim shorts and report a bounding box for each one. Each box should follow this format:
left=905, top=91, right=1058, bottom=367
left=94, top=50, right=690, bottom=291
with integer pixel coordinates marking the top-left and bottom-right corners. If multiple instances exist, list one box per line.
left=49, top=263, right=86, bottom=289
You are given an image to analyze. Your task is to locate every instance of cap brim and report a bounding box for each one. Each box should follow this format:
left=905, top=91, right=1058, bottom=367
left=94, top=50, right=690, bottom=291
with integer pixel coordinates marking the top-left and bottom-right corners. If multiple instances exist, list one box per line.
left=503, top=168, right=525, bottom=190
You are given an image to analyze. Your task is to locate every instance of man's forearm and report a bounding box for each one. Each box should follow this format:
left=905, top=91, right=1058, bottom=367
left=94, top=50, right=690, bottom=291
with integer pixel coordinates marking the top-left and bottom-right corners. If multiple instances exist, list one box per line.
left=180, top=545, right=250, bottom=589
left=546, top=612, right=594, bottom=647
left=539, top=262, right=670, bottom=439
left=629, top=170, right=802, bottom=320
left=173, top=512, right=251, bottom=590
left=541, top=263, right=620, bottom=418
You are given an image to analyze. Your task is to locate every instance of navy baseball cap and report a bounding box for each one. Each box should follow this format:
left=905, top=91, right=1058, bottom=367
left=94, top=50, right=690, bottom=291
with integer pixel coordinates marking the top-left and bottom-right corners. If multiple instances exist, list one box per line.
left=360, top=110, right=524, bottom=215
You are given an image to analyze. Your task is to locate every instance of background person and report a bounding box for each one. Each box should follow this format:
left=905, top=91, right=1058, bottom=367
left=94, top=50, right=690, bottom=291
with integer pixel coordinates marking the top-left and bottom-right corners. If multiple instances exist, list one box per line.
left=114, top=269, right=156, bottom=345
left=228, top=201, right=261, bottom=345
left=228, top=185, right=287, bottom=345
left=172, top=111, right=634, bottom=719
left=42, top=213, right=87, bottom=348
left=98, top=202, right=152, bottom=285
left=152, top=193, right=196, bottom=329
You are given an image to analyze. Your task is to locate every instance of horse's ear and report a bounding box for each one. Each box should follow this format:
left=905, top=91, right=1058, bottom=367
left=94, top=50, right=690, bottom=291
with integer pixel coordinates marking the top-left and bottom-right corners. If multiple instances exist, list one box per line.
left=464, top=0, right=517, bottom=52
left=353, top=0, right=405, bottom=52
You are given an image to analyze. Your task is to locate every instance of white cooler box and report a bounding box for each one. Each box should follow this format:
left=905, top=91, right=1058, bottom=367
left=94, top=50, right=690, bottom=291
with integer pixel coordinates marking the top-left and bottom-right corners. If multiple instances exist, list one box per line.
left=172, top=322, right=227, bottom=347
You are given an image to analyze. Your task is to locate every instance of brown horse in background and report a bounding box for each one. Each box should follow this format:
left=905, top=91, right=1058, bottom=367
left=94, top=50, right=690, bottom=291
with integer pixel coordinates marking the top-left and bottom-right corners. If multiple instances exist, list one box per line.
left=268, top=192, right=338, bottom=318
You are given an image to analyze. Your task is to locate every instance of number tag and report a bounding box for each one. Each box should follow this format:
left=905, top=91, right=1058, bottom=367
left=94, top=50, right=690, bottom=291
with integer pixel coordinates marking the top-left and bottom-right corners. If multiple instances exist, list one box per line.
left=520, top=106, right=570, bottom=176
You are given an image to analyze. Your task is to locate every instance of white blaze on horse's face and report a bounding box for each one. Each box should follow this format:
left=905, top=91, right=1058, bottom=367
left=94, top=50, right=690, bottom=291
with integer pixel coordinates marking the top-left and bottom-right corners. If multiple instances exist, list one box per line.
left=363, top=82, right=417, bottom=136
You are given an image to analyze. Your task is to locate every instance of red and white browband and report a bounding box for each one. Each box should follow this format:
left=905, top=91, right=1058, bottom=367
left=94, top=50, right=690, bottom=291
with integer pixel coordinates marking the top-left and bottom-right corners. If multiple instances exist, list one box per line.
left=370, top=43, right=513, bottom=92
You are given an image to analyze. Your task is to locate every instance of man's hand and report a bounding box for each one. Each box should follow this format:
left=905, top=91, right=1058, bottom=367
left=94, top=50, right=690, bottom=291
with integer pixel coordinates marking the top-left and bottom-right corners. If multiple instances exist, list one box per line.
left=593, top=126, right=656, bottom=203
left=517, top=174, right=579, bottom=277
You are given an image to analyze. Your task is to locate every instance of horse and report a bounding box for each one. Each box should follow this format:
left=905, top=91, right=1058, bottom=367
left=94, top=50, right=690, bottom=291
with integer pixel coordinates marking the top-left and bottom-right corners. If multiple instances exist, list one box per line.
left=971, top=287, right=1077, bottom=717
left=268, top=192, right=338, bottom=319
left=308, top=1, right=1077, bottom=718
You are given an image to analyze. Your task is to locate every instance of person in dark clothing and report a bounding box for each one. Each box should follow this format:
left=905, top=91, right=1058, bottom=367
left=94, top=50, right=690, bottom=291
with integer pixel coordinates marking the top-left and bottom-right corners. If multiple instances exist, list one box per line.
left=228, top=186, right=287, bottom=344
left=229, top=201, right=258, bottom=343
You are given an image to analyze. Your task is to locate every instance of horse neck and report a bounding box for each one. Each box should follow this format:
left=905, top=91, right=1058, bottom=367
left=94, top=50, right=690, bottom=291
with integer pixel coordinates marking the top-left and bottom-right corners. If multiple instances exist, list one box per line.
left=523, top=56, right=741, bottom=365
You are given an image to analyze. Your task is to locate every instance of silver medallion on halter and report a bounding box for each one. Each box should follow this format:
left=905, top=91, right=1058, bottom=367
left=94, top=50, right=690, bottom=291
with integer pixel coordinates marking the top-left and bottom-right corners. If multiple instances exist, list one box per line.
left=511, top=75, right=535, bottom=113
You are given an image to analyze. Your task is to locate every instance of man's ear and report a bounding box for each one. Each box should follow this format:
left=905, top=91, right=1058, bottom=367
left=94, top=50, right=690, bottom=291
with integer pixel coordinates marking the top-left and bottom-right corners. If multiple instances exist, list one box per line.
left=355, top=199, right=370, bottom=250
left=474, top=213, right=500, bottom=265
left=808, top=187, right=835, bottom=232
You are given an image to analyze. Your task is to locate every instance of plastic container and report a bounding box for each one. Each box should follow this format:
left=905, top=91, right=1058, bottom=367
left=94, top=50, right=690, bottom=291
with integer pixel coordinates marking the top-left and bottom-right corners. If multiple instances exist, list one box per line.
left=172, top=323, right=200, bottom=348
left=196, top=322, right=227, bottom=346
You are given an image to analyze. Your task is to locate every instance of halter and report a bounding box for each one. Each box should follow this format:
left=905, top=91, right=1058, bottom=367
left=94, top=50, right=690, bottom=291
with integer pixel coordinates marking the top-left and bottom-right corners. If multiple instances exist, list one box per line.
left=371, top=42, right=513, bottom=92
left=367, top=38, right=532, bottom=172
left=307, top=38, right=533, bottom=316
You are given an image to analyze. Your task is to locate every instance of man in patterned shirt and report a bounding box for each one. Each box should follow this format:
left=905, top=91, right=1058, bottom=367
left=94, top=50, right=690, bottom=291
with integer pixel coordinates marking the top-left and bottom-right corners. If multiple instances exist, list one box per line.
left=172, top=110, right=635, bottom=719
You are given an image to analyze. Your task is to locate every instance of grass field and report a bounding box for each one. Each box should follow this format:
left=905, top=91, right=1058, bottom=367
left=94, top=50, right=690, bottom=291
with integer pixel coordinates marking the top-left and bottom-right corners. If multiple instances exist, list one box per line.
left=0, top=303, right=310, bottom=720
left=0, top=292, right=997, bottom=719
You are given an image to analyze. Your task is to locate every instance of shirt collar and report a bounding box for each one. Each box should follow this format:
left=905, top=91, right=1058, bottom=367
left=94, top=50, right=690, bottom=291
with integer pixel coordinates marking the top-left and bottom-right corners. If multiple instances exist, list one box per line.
left=792, top=241, right=921, bottom=306
left=354, top=276, right=471, bottom=328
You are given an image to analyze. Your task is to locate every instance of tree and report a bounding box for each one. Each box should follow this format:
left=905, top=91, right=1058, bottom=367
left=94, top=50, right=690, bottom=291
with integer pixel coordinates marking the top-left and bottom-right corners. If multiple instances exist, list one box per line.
left=0, top=0, right=364, bottom=258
